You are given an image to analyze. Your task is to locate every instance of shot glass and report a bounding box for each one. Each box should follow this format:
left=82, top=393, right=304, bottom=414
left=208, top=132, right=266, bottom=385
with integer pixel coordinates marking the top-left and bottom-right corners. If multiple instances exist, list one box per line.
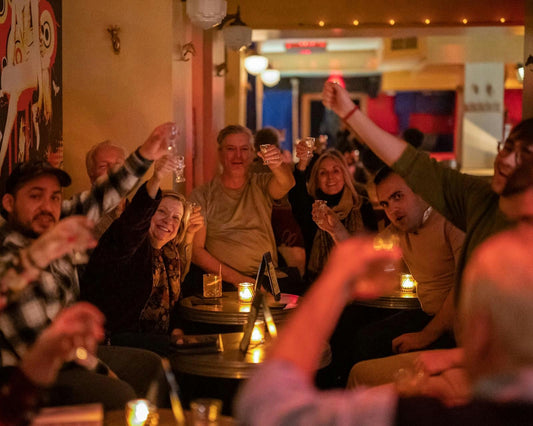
left=203, top=274, right=222, bottom=298
left=190, top=398, right=222, bottom=425
left=260, top=144, right=271, bottom=164
left=304, top=137, right=315, bottom=156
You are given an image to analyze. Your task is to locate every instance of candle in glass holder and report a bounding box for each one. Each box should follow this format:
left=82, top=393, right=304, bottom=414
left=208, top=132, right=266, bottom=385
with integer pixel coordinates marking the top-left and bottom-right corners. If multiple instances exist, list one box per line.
left=400, top=274, right=417, bottom=293
left=238, top=282, right=254, bottom=303
left=125, top=399, right=158, bottom=426
left=250, top=320, right=265, bottom=344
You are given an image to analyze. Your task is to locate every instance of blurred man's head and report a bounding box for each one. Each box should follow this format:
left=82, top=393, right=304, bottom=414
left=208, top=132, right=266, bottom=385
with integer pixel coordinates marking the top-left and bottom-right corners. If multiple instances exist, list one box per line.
left=254, top=127, right=280, bottom=153
left=1, top=161, right=71, bottom=236
left=491, top=118, right=533, bottom=195
left=374, top=166, right=429, bottom=233
left=85, top=141, right=126, bottom=184
left=460, top=226, right=533, bottom=382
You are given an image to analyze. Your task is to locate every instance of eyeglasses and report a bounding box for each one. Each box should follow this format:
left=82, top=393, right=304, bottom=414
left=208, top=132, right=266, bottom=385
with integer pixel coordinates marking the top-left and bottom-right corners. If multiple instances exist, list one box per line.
left=497, top=140, right=533, bottom=166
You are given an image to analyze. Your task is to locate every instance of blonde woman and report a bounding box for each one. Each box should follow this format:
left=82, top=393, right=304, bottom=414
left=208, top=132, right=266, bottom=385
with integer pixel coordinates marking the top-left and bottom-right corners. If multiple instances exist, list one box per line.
left=289, top=146, right=377, bottom=283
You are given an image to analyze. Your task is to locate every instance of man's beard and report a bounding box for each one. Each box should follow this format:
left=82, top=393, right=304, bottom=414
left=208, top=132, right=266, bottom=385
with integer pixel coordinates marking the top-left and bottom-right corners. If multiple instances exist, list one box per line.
left=10, top=212, right=56, bottom=239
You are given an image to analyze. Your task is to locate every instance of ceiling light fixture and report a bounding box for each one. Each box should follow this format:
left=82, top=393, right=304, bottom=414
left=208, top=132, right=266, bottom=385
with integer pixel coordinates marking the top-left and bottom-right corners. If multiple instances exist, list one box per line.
left=462, top=18, right=468, bottom=24
left=260, top=68, right=281, bottom=87
left=318, top=20, right=325, bottom=27
left=244, top=55, right=269, bottom=75
left=216, top=6, right=252, bottom=51
left=424, top=19, right=430, bottom=25
left=353, top=19, right=359, bottom=26
left=186, top=0, right=227, bottom=30
left=389, top=19, right=395, bottom=26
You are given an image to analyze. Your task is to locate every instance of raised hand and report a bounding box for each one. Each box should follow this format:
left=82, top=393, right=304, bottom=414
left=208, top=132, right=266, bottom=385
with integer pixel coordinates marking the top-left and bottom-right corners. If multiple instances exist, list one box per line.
left=295, top=139, right=313, bottom=171
left=322, top=235, right=401, bottom=300
left=257, top=144, right=283, bottom=169
left=19, top=302, right=105, bottom=385
left=186, top=205, right=204, bottom=236
left=153, top=155, right=180, bottom=182
left=138, top=122, right=178, bottom=160
left=27, top=216, right=96, bottom=269
left=322, top=81, right=356, bottom=118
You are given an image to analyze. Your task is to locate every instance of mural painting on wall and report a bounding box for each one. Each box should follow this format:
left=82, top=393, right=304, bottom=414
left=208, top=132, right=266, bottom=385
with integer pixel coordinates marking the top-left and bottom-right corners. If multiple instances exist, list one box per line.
left=0, top=0, right=62, bottom=190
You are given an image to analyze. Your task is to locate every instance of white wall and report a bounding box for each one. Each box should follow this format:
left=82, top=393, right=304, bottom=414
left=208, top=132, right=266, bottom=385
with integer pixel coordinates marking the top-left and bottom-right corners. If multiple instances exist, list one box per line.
left=62, top=0, right=174, bottom=196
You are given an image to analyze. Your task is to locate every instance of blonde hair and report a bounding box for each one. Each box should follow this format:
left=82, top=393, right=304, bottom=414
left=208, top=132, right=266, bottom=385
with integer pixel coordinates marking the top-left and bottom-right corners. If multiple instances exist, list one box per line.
left=308, top=148, right=361, bottom=208
left=160, top=190, right=187, bottom=244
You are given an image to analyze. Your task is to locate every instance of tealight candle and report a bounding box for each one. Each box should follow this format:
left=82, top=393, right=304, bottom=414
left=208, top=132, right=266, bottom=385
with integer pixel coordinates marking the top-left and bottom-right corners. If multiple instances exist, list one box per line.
left=238, top=282, right=254, bottom=303
left=250, top=320, right=265, bottom=344
left=125, top=399, right=158, bottom=426
left=400, top=274, right=417, bottom=293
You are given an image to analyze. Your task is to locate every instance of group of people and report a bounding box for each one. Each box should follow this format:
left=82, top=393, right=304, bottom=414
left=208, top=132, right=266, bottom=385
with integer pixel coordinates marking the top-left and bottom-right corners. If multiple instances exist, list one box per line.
left=236, top=81, right=533, bottom=425
left=1, top=77, right=533, bottom=425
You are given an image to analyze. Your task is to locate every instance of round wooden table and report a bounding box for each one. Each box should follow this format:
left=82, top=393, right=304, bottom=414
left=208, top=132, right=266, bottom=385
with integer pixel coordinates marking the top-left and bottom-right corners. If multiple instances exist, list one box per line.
left=179, top=292, right=298, bottom=326
left=105, top=408, right=237, bottom=425
left=352, top=289, right=421, bottom=310
left=170, top=332, right=331, bottom=380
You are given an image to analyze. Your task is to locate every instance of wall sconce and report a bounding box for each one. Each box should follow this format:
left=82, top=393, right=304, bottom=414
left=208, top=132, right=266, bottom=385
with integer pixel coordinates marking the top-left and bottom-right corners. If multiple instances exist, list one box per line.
left=244, top=55, right=268, bottom=75
left=217, top=6, right=252, bottom=51
left=260, top=68, right=281, bottom=87
left=176, top=42, right=196, bottom=62
left=107, top=26, right=121, bottom=54
left=186, top=0, right=227, bottom=30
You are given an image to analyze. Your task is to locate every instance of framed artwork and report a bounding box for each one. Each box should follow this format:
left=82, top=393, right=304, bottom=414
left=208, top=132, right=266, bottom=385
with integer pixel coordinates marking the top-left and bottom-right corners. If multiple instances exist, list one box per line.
left=0, top=0, right=62, bottom=189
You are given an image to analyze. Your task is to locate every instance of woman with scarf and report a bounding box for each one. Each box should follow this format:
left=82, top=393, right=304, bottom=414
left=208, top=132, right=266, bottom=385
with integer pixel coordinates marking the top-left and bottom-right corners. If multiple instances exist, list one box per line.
left=80, top=156, right=204, bottom=355
left=289, top=146, right=377, bottom=285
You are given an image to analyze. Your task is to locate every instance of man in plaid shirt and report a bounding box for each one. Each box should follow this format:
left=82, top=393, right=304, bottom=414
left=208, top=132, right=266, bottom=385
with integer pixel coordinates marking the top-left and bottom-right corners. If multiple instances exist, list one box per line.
left=0, top=122, right=176, bottom=407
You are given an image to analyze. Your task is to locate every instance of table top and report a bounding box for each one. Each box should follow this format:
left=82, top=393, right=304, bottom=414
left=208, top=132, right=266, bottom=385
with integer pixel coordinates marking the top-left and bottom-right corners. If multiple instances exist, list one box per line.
left=105, top=408, right=237, bottom=425
left=170, top=332, right=331, bottom=379
left=179, top=291, right=299, bottom=325
left=352, top=289, right=421, bottom=310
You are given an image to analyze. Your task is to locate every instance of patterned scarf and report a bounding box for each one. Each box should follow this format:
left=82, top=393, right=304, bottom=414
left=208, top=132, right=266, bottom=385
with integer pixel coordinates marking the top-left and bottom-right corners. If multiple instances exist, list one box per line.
left=307, top=187, right=364, bottom=277
left=138, top=243, right=181, bottom=334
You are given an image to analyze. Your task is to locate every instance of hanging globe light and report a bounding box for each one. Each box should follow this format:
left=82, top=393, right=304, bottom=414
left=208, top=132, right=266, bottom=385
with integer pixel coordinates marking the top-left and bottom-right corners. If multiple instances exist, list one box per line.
left=244, top=55, right=269, bottom=75
left=260, top=68, right=281, bottom=87
left=186, top=0, right=227, bottom=30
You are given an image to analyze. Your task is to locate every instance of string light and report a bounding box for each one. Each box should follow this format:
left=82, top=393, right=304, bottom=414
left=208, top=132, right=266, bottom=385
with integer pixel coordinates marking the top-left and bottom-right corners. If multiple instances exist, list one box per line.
left=353, top=19, right=359, bottom=26
left=318, top=20, right=325, bottom=27
left=424, top=18, right=430, bottom=25
left=500, top=17, right=506, bottom=23
left=462, top=18, right=468, bottom=24
left=389, top=19, right=395, bottom=26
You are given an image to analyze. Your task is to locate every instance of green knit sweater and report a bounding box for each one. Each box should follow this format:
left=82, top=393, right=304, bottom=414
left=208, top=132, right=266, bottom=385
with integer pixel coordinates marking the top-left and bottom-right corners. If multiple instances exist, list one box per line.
left=393, top=145, right=513, bottom=299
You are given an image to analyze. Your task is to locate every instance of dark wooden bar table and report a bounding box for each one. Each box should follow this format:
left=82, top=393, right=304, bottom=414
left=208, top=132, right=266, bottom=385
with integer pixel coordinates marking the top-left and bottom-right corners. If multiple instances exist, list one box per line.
left=178, top=291, right=299, bottom=326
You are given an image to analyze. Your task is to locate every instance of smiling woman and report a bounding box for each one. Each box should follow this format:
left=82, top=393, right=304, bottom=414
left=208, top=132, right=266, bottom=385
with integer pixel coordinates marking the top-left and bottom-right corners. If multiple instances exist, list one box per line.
left=80, top=157, right=204, bottom=355
left=289, top=147, right=378, bottom=284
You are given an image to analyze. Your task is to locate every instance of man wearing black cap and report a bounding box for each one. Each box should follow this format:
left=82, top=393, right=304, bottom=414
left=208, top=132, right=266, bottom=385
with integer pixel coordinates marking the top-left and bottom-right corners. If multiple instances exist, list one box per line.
left=0, top=122, right=177, bottom=408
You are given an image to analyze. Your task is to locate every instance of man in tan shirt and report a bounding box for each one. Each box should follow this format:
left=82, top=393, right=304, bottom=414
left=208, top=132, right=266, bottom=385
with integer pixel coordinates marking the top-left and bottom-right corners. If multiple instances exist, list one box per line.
left=190, top=125, right=295, bottom=286
left=354, top=166, right=464, bottom=363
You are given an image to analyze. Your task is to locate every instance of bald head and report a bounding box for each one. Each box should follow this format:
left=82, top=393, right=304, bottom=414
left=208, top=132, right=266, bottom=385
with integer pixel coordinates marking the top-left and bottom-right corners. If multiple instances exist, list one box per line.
left=460, top=225, right=533, bottom=379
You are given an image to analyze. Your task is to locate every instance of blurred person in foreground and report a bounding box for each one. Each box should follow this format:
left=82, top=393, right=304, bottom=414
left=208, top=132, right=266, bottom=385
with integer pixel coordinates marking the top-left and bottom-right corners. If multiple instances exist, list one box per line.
left=0, top=302, right=104, bottom=426
left=236, top=228, right=533, bottom=425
